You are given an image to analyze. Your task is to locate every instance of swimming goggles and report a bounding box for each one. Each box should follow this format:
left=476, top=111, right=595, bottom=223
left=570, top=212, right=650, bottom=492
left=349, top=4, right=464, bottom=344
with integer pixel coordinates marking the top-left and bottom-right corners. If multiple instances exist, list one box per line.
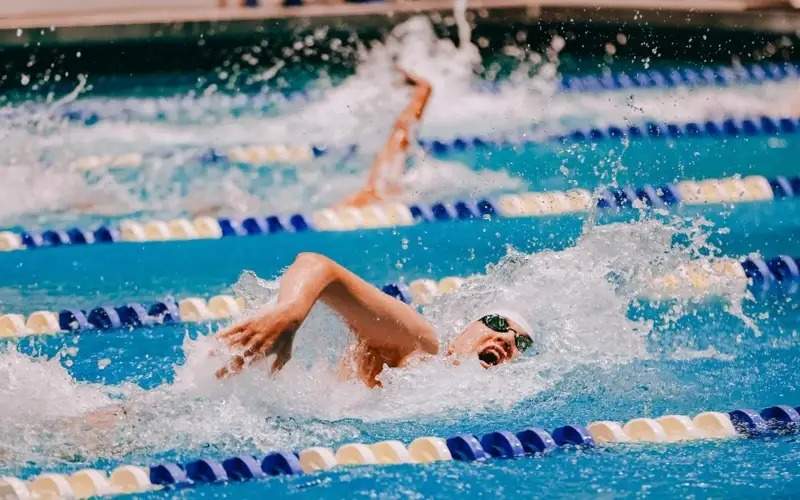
left=479, top=314, right=534, bottom=352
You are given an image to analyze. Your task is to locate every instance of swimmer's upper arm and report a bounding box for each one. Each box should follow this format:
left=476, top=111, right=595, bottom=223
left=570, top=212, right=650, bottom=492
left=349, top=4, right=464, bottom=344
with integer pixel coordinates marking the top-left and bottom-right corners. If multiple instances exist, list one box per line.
left=314, top=254, right=439, bottom=358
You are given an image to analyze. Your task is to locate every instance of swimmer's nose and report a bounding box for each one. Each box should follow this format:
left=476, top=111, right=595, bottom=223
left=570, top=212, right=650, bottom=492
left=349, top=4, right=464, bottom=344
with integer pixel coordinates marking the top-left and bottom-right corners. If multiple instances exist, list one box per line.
left=494, top=335, right=514, bottom=357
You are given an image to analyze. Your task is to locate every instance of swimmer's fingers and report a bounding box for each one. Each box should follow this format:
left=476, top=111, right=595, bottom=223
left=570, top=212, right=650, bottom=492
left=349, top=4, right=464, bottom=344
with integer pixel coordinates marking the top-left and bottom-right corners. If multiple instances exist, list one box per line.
left=215, top=354, right=245, bottom=379
left=215, top=333, right=276, bottom=379
left=225, top=328, right=257, bottom=349
left=223, top=319, right=280, bottom=348
left=223, top=322, right=269, bottom=349
left=271, top=354, right=290, bottom=374
left=216, top=349, right=266, bottom=378
left=393, top=65, right=413, bottom=83
left=270, top=336, right=294, bottom=374
left=218, top=322, right=248, bottom=341
left=242, top=331, right=278, bottom=361
left=233, top=326, right=294, bottom=375
left=220, top=348, right=287, bottom=378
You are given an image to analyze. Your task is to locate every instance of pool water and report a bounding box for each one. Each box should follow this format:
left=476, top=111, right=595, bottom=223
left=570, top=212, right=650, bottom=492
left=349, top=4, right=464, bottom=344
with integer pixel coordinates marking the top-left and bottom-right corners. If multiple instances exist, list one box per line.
left=2, top=15, right=800, bottom=498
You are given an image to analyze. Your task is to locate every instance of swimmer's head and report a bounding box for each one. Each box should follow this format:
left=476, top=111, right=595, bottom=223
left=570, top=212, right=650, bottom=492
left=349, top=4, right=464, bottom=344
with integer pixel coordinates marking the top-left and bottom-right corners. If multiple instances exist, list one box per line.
left=447, top=311, right=534, bottom=368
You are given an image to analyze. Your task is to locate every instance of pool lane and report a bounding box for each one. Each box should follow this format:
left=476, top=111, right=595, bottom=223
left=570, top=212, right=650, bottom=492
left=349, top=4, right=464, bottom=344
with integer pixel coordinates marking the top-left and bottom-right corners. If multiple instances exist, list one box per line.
left=451, top=133, right=800, bottom=193
left=1, top=198, right=800, bottom=314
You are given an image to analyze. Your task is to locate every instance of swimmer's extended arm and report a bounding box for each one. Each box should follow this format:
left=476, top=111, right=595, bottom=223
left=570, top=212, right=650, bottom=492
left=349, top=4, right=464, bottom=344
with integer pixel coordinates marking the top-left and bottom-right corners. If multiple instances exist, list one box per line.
left=217, top=252, right=438, bottom=386
left=341, top=70, right=432, bottom=207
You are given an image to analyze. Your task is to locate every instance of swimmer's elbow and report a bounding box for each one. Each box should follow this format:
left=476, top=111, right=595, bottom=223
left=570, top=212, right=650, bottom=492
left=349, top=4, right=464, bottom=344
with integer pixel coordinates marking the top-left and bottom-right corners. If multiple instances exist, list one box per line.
left=406, top=71, right=431, bottom=90
left=294, top=252, right=333, bottom=270
left=292, top=252, right=339, bottom=283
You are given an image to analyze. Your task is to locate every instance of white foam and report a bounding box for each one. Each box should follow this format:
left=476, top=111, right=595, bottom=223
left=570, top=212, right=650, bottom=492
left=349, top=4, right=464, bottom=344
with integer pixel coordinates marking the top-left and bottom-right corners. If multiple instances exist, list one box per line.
left=1, top=17, right=796, bottom=226
left=670, top=346, right=735, bottom=361
left=0, top=347, right=115, bottom=466
left=0, top=348, right=112, bottom=421
left=0, top=14, right=773, bottom=467
left=0, top=219, right=758, bottom=467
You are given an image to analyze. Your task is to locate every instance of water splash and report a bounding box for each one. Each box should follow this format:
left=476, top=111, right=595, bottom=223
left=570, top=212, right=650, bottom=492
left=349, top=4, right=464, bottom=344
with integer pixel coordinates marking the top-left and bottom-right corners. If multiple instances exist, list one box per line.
left=1, top=17, right=796, bottom=227
left=0, top=219, right=760, bottom=469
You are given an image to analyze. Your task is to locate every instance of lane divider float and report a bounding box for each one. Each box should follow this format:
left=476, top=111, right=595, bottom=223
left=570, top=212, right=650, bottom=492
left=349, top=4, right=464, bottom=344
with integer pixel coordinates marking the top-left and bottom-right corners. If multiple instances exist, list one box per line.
left=0, top=294, right=244, bottom=338
left=558, top=61, right=800, bottom=93
left=3, top=404, right=797, bottom=498
left=37, top=87, right=306, bottom=125
left=1, top=172, right=798, bottom=253
left=418, top=114, right=800, bottom=155
left=60, top=112, right=800, bottom=174
left=69, top=144, right=319, bottom=172
left=1, top=252, right=794, bottom=338
left=28, top=61, right=800, bottom=126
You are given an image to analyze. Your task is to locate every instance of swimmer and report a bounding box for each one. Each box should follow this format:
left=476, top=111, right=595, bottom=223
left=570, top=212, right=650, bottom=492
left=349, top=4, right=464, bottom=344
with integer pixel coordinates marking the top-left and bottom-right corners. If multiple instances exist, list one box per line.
left=189, top=68, right=431, bottom=217
left=340, top=69, right=432, bottom=207
left=76, top=251, right=532, bottom=434
left=216, top=252, right=534, bottom=387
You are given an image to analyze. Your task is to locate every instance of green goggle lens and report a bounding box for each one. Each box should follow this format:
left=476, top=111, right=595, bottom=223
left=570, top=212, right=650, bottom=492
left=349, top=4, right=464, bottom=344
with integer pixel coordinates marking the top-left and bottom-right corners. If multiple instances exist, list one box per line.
left=515, top=334, right=533, bottom=352
left=481, top=314, right=509, bottom=332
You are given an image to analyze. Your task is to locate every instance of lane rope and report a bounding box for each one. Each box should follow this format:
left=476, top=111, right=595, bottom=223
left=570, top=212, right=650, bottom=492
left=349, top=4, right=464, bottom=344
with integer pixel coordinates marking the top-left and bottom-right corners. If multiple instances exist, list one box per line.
left=68, top=143, right=319, bottom=172
left=558, top=61, right=800, bottom=93
left=417, top=114, right=800, bottom=155
left=2, top=403, right=797, bottom=498
left=1, top=172, right=797, bottom=253
left=54, top=112, right=800, bottom=172
left=12, top=61, right=797, bottom=126
left=0, top=253, right=794, bottom=338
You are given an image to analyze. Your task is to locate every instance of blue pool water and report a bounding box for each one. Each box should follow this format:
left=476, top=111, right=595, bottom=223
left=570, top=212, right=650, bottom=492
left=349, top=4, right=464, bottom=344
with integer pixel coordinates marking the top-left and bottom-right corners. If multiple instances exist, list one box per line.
left=2, top=16, right=800, bottom=498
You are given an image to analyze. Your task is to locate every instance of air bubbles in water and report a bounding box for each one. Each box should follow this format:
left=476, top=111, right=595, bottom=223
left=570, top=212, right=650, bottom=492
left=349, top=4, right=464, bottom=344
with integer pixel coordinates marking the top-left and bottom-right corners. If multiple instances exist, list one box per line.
left=0, top=218, right=759, bottom=467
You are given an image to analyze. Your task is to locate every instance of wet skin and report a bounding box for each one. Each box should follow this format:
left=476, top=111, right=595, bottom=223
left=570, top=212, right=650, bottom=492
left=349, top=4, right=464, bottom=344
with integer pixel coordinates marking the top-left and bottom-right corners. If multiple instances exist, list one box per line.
left=217, top=252, right=532, bottom=387
left=447, top=318, right=532, bottom=368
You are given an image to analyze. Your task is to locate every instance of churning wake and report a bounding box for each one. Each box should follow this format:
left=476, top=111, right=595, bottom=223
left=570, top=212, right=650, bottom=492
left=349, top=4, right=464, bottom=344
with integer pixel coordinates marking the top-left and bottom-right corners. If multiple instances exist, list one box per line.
left=0, top=8, right=779, bottom=473
left=0, top=218, right=756, bottom=470
left=0, top=17, right=797, bottom=226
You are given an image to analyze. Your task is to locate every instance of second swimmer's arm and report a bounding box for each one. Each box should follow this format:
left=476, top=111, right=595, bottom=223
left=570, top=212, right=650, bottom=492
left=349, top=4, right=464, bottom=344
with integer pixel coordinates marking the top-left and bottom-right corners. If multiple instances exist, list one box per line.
left=217, top=252, right=438, bottom=378
left=341, top=71, right=432, bottom=207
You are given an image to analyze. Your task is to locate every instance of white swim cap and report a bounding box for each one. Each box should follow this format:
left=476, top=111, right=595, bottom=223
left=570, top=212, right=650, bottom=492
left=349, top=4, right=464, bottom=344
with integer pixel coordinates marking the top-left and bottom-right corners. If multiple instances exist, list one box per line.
left=475, top=307, right=533, bottom=335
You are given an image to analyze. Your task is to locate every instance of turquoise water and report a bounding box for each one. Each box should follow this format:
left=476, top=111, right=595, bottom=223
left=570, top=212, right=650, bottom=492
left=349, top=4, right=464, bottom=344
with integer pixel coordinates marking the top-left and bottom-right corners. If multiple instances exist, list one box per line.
left=2, top=17, right=800, bottom=498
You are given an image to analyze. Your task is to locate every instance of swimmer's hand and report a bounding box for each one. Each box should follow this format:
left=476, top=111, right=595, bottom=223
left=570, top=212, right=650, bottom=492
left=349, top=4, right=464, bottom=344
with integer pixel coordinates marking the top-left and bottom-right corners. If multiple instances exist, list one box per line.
left=215, top=303, right=300, bottom=378
left=339, top=186, right=383, bottom=207
left=395, top=66, right=424, bottom=87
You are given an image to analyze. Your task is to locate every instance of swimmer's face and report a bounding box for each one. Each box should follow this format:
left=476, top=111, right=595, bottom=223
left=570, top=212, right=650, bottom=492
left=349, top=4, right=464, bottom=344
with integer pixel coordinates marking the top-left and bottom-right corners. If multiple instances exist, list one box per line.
left=447, top=315, right=533, bottom=368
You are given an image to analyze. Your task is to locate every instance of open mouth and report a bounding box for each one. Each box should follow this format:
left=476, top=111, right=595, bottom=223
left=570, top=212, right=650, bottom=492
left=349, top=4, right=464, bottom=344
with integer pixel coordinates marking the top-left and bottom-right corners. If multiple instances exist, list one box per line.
left=478, top=347, right=503, bottom=367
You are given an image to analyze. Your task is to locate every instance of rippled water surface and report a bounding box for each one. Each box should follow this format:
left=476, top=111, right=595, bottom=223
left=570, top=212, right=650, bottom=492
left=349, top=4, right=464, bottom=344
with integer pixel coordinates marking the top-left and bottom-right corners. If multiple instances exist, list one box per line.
left=1, top=14, right=800, bottom=498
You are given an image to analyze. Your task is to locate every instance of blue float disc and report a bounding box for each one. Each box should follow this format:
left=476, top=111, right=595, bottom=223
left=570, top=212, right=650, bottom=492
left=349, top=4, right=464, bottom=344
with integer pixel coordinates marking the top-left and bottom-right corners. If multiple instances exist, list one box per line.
left=480, top=431, right=525, bottom=458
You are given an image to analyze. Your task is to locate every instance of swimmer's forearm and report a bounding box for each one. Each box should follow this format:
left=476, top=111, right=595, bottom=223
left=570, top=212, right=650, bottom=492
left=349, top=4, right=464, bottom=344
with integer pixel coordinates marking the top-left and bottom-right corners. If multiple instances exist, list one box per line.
left=277, top=253, right=438, bottom=356
left=339, top=72, right=430, bottom=207
left=404, top=77, right=432, bottom=122
left=360, top=76, right=431, bottom=190
left=218, top=253, right=356, bottom=377
left=394, top=74, right=431, bottom=129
